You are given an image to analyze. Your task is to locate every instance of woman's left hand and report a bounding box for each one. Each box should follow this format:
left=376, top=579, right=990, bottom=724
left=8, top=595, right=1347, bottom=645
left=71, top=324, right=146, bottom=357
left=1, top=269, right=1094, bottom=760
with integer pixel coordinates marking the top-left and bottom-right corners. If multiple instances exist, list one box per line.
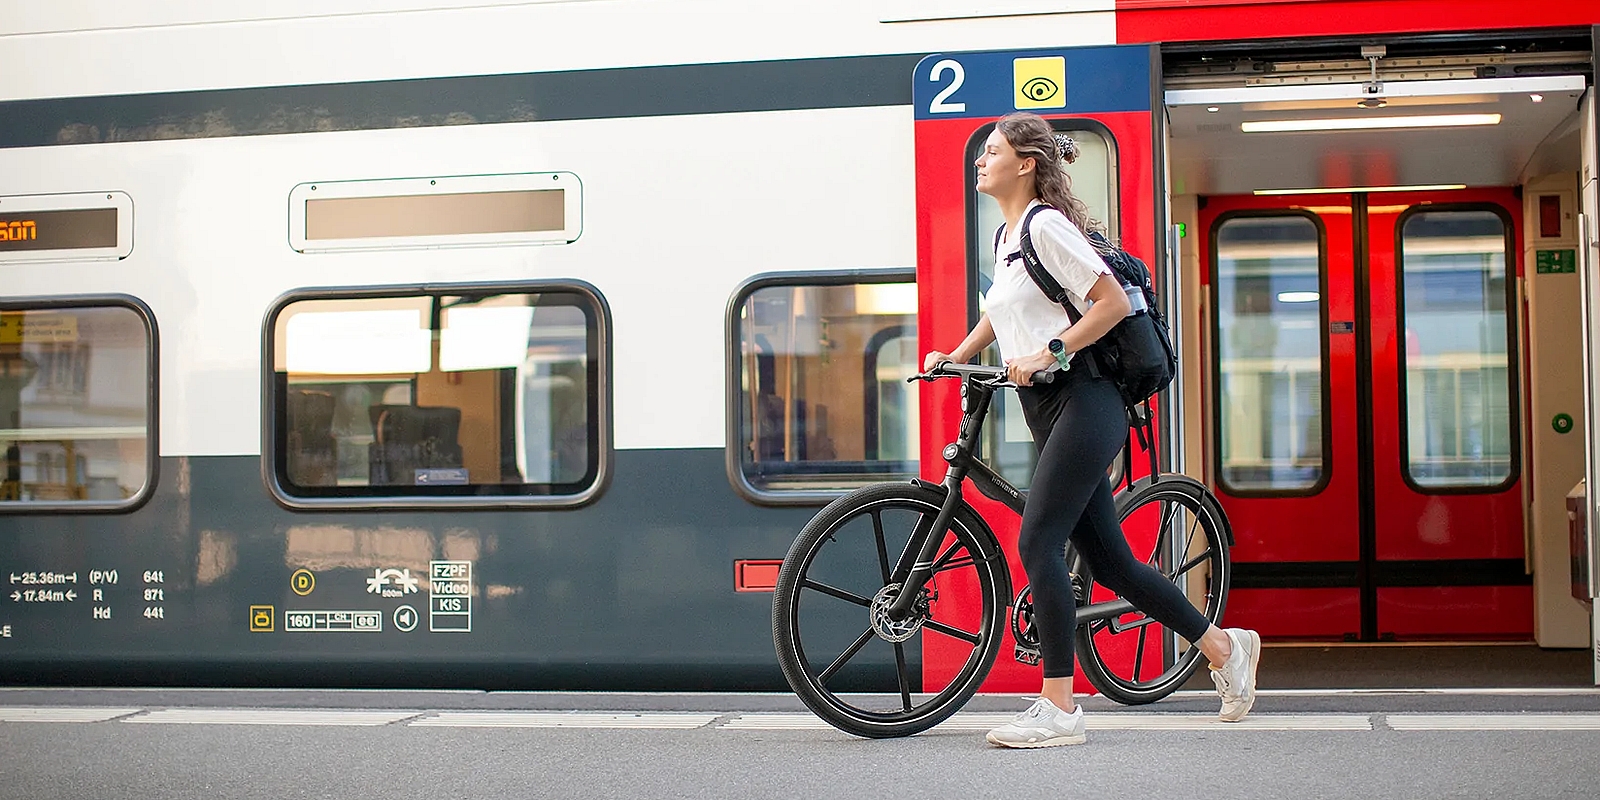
left=1006, top=350, right=1058, bottom=386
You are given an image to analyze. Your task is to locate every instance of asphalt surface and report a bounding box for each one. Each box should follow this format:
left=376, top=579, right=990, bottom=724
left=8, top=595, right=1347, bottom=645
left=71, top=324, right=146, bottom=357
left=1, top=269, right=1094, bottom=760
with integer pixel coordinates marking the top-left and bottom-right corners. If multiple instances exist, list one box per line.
left=4, top=686, right=1600, bottom=800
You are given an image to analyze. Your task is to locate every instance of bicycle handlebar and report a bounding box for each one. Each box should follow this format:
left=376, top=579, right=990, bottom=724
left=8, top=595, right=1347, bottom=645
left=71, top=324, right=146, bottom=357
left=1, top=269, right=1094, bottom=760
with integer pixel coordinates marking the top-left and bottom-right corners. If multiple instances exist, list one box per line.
left=908, top=362, right=1056, bottom=386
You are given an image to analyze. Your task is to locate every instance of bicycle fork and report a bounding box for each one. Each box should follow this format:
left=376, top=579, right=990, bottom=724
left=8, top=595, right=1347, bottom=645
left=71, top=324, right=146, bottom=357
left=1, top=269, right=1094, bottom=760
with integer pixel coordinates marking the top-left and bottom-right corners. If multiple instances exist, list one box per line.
left=883, top=376, right=1013, bottom=622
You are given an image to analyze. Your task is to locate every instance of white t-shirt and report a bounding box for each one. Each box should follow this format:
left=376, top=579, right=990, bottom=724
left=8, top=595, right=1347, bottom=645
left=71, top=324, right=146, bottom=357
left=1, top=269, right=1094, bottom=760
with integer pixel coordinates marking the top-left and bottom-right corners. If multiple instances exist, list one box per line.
left=984, top=200, right=1112, bottom=365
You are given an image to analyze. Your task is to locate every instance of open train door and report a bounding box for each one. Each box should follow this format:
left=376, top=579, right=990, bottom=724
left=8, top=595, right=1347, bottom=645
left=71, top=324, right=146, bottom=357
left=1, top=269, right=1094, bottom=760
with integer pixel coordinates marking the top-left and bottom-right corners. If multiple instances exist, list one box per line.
left=912, top=44, right=1170, bottom=693
left=1582, top=26, right=1600, bottom=685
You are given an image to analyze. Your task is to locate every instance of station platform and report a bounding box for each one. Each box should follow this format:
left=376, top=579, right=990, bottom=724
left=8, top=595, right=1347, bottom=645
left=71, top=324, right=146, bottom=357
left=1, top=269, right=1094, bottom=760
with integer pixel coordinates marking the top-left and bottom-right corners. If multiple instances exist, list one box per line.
left=1179, top=643, right=1596, bottom=691
left=3, top=682, right=1599, bottom=800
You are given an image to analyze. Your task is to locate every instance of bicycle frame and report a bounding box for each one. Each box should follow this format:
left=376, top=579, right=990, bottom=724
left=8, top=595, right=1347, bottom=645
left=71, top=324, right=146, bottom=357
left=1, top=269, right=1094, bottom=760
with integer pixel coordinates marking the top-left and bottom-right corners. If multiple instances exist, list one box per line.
left=883, top=365, right=1139, bottom=628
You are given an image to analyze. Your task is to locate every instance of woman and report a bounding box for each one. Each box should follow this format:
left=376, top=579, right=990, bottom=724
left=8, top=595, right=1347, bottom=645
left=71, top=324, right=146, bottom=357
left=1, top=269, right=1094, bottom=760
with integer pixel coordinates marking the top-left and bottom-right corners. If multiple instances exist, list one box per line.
left=923, top=112, right=1261, bottom=748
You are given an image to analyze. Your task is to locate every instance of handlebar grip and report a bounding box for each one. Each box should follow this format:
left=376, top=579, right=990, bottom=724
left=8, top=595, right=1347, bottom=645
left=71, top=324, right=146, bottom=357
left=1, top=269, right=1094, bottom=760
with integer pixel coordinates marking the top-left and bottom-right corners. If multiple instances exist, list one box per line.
left=1032, top=370, right=1056, bottom=385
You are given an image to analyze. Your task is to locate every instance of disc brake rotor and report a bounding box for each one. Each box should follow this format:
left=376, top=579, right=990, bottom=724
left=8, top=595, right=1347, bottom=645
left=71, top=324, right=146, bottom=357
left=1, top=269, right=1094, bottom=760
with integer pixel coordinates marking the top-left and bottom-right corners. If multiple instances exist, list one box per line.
left=869, top=584, right=926, bottom=643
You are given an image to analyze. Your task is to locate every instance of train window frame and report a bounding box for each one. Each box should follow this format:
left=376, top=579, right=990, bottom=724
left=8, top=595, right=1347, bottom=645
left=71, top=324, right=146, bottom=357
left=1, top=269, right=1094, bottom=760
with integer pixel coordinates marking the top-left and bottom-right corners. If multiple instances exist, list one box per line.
left=0, top=294, right=160, bottom=514
left=261, top=279, right=613, bottom=511
left=1207, top=209, right=1334, bottom=499
left=724, top=268, right=919, bottom=507
left=1393, top=202, right=1521, bottom=496
left=0, top=192, right=135, bottom=265
left=958, top=119, right=1119, bottom=490
left=288, top=172, right=583, bottom=254
left=962, top=118, right=1120, bottom=328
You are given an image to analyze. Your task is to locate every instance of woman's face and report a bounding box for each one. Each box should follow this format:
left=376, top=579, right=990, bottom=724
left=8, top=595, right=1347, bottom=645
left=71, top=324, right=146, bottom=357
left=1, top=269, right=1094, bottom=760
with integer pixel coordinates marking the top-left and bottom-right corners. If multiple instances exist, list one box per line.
left=974, top=128, right=1031, bottom=198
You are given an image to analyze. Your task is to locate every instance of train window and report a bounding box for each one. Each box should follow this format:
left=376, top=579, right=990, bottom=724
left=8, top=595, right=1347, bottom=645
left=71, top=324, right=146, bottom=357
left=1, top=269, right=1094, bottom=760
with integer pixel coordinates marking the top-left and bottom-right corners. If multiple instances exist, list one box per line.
left=1397, top=208, right=1516, bottom=490
left=973, top=127, right=1118, bottom=296
left=1212, top=214, right=1327, bottom=494
left=969, top=125, right=1117, bottom=491
left=0, top=299, right=156, bottom=512
left=266, top=283, right=609, bottom=509
left=729, top=272, right=918, bottom=502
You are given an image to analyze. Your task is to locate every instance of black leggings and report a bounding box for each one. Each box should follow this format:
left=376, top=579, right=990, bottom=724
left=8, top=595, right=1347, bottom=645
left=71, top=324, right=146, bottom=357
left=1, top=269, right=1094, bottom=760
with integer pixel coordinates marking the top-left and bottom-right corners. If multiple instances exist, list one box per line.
left=1016, top=368, right=1212, bottom=679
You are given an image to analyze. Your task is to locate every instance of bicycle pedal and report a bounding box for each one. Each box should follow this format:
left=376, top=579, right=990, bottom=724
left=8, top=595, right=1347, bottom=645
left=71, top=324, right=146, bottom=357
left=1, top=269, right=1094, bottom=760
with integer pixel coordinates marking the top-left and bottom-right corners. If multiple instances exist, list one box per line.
left=1013, top=645, right=1040, bottom=666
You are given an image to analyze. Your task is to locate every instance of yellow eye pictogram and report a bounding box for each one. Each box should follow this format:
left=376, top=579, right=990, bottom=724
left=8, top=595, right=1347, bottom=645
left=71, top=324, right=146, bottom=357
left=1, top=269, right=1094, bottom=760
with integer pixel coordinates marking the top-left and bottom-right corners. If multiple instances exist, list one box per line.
left=1021, top=77, right=1059, bottom=103
left=1013, top=56, right=1067, bottom=110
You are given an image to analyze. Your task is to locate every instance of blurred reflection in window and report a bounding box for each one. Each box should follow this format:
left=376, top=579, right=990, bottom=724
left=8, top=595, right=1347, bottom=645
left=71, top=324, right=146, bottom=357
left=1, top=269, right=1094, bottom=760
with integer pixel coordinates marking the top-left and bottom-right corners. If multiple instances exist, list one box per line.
left=734, top=278, right=918, bottom=493
left=1399, top=209, right=1514, bottom=489
left=1213, top=215, right=1325, bottom=492
left=273, top=288, right=601, bottom=501
left=0, top=304, right=152, bottom=508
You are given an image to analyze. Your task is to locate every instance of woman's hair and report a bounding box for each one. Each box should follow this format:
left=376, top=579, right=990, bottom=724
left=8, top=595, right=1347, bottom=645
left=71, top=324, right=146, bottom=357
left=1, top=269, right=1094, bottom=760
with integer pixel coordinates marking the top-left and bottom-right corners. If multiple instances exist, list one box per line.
left=994, top=112, right=1106, bottom=241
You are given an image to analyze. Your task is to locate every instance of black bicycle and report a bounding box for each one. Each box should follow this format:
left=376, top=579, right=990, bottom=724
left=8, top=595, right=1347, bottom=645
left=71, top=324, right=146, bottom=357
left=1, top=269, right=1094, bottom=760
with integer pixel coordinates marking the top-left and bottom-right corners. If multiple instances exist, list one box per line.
left=772, top=362, right=1234, bottom=738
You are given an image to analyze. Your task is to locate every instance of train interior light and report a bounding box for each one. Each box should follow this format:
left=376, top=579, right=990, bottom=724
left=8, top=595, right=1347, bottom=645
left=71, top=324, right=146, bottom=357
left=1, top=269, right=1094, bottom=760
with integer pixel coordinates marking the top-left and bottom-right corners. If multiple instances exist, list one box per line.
left=1240, top=113, right=1502, bottom=132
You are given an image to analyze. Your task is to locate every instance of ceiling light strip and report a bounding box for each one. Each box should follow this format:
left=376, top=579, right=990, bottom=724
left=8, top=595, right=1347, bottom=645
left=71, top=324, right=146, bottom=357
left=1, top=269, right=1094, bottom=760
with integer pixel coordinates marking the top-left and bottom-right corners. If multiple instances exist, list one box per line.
left=1165, top=75, right=1585, bottom=107
left=1241, top=114, right=1500, bottom=132
left=1254, top=184, right=1466, bottom=196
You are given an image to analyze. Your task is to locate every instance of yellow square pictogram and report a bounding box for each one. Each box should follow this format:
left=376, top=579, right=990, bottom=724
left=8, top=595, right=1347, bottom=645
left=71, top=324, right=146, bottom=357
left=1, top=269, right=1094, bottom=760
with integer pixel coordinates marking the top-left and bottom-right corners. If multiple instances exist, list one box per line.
left=250, top=605, right=274, bottom=632
left=1013, top=56, right=1066, bottom=110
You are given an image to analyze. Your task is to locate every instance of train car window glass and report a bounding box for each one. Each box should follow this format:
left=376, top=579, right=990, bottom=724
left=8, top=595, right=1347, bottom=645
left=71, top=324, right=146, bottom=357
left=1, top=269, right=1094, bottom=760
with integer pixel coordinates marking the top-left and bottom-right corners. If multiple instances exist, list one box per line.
left=731, top=275, right=918, bottom=498
left=974, top=127, right=1117, bottom=297
left=0, top=302, right=154, bottom=510
left=1397, top=208, right=1515, bottom=490
left=969, top=126, right=1116, bottom=491
left=290, top=173, right=581, bottom=253
left=268, top=284, right=608, bottom=508
left=1213, top=214, right=1327, bottom=493
left=0, top=192, right=135, bottom=264
left=869, top=332, right=919, bottom=465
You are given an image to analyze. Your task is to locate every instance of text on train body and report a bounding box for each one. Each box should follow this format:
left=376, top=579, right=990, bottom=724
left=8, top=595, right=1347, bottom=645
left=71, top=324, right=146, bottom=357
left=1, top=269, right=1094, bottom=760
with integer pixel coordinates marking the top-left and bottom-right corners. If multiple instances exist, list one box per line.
left=0, top=220, right=37, bottom=241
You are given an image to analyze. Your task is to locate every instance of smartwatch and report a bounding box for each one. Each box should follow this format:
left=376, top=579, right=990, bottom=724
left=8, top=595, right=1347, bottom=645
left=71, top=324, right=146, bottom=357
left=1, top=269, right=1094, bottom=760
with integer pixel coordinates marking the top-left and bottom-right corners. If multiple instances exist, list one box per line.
left=1047, top=339, right=1072, bottom=371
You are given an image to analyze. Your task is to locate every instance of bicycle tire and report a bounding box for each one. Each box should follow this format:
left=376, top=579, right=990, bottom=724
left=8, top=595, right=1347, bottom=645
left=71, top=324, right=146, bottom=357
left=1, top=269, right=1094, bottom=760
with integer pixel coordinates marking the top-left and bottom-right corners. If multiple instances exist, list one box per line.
left=1074, top=476, right=1232, bottom=705
left=772, top=482, right=1007, bottom=738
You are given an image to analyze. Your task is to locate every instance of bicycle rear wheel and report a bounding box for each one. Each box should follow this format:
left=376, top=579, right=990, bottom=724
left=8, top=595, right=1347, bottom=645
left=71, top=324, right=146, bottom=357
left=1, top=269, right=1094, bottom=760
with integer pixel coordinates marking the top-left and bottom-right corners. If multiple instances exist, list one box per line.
left=1074, top=476, right=1232, bottom=705
left=772, top=482, right=1007, bottom=738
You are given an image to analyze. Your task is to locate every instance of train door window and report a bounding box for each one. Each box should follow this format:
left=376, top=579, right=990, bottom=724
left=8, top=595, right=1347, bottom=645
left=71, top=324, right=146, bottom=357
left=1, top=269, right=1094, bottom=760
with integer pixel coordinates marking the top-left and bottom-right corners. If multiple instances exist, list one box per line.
left=729, top=272, right=918, bottom=502
left=266, top=283, right=609, bottom=509
left=970, top=126, right=1116, bottom=489
left=1396, top=208, right=1516, bottom=489
left=1212, top=214, right=1327, bottom=493
left=0, top=299, right=156, bottom=511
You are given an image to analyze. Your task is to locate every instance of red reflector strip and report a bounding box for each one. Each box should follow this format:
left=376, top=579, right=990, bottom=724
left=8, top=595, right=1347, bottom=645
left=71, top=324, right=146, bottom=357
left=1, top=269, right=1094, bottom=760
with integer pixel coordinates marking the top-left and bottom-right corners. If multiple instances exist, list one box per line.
left=734, top=560, right=782, bottom=592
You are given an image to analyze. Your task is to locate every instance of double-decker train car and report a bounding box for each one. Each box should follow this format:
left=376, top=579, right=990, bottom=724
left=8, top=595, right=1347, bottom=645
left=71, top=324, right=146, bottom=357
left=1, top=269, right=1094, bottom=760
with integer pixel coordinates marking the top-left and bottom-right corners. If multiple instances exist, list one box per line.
left=1, top=1, right=1598, bottom=691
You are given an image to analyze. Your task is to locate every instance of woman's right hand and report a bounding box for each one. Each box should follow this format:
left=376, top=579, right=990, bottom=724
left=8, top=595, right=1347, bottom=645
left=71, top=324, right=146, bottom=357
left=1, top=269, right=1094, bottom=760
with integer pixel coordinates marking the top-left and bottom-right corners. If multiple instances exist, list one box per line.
left=923, top=351, right=954, bottom=372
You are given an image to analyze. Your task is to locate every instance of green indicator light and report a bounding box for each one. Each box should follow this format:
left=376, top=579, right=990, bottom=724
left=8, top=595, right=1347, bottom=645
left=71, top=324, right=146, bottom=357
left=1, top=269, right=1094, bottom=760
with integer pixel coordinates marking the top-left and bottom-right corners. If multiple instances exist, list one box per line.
left=1177, top=222, right=1187, bottom=238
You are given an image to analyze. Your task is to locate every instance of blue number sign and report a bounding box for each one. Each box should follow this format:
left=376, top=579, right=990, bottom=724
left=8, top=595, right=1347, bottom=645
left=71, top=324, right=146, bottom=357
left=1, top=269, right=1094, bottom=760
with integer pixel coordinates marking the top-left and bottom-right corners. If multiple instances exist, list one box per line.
left=913, top=45, right=1154, bottom=121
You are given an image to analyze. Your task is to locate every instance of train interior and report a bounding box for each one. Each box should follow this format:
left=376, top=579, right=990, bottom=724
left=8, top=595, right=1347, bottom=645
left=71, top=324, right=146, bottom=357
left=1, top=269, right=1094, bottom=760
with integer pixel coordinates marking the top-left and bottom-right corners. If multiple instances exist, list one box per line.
left=1160, top=35, right=1597, bottom=661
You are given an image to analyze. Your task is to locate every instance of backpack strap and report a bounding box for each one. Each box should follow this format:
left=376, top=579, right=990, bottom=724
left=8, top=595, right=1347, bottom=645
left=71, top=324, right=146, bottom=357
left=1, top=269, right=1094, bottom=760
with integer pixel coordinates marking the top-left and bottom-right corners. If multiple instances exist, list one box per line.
left=1125, top=402, right=1161, bottom=480
left=1006, top=205, right=1080, bottom=322
left=1005, top=205, right=1100, bottom=379
left=1009, top=207, right=1161, bottom=478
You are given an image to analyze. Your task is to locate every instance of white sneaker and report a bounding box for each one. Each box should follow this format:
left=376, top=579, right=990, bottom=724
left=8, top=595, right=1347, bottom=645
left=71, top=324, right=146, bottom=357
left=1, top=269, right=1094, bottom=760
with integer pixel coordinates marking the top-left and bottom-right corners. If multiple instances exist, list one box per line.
left=984, top=698, right=1086, bottom=748
left=1209, top=628, right=1261, bottom=722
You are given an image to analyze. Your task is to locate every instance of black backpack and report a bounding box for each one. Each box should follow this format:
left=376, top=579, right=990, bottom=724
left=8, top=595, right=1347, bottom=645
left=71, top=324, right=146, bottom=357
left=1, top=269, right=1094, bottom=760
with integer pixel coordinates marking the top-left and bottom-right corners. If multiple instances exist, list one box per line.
left=998, top=205, right=1179, bottom=473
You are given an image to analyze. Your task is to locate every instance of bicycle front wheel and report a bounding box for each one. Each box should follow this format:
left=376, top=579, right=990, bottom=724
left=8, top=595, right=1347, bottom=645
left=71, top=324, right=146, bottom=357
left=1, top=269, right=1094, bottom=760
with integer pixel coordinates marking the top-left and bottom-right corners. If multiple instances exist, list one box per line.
left=772, top=482, right=1007, bottom=738
left=1075, top=476, right=1232, bottom=705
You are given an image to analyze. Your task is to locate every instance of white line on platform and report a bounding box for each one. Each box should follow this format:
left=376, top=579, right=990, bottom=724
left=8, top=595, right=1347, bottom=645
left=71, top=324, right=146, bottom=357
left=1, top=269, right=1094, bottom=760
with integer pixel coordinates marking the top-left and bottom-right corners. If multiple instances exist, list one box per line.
left=719, top=713, right=1373, bottom=731
left=410, top=712, right=721, bottom=729
left=720, top=714, right=839, bottom=730
left=0, top=707, right=144, bottom=723
left=1387, top=715, right=1600, bottom=731
left=1172, top=687, right=1600, bottom=698
left=122, top=709, right=421, bottom=726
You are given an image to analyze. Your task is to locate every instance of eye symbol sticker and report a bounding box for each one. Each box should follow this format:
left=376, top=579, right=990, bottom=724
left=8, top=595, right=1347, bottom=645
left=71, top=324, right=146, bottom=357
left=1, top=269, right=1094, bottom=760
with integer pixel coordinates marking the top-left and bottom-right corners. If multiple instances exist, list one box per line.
left=1012, top=56, right=1067, bottom=109
left=1021, top=77, right=1059, bottom=102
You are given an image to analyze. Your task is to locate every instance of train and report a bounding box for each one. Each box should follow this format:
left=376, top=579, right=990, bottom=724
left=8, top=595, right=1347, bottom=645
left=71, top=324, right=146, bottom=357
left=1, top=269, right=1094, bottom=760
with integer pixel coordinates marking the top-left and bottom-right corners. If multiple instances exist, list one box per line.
left=1, top=1, right=1598, bottom=691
